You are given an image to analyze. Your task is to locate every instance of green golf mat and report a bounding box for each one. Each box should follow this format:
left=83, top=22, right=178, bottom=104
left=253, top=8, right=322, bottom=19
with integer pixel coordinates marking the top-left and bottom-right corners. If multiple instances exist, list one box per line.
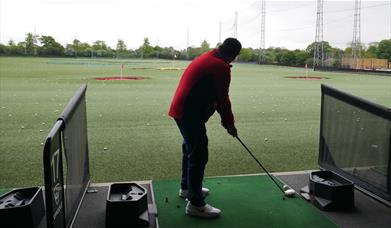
left=153, top=175, right=337, bottom=228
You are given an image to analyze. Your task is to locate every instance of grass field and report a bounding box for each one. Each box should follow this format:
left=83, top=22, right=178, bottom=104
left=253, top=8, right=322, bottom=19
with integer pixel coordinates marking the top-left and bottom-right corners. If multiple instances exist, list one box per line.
left=0, top=57, right=390, bottom=188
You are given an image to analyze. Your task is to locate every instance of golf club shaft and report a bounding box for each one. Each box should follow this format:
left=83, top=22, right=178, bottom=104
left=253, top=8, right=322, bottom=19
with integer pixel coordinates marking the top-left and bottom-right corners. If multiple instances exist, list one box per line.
left=235, top=136, right=285, bottom=194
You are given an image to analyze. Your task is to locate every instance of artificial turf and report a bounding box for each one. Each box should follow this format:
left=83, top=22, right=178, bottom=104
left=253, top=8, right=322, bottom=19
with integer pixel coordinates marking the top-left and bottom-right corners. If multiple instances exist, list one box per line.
left=153, top=175, right=337, bottom=228
left=0, top=188, right=11, bottom=196
left=0, top=57, right=390, bottom=188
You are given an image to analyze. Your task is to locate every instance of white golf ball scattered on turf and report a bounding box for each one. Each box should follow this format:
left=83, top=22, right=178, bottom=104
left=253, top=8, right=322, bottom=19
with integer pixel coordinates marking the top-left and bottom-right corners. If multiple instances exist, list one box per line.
left=284, top=189, right=295, bottom=197
left=104, top=147, right=108, bottom=151
left=21, top=126, right=24, bottom=129
left=40, top=129, right=43, bottom=132
left=283, top=185, right=295, bottom=197
left=41, top=143, right=44, bottom=146
left=264, top=138, right=268, bottom=142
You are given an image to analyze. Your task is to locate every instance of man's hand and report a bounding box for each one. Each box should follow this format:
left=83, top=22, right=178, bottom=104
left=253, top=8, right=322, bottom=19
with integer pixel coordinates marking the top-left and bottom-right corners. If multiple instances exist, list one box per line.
left=225, top=124, right=238, bottom=137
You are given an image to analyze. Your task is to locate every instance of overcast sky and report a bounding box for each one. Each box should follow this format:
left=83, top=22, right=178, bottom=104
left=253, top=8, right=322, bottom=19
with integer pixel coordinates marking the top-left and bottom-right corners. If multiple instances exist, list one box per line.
left=0, top=0, right=390, bottom=50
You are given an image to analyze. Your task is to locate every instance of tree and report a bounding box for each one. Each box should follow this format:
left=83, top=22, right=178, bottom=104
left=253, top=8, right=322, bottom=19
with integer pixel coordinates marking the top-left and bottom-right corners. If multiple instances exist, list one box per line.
left=363, top=42, right=378, bottom=58
left=25, top=33, right=35, bottom=55
left=159, top=47, right=176, bottom=59
left=154, top=45, right=163, bottom=58
left=2, top=40, right=24, bottom=55
left=65, top=44, right=75, bottom=56
left=376, top=39, right=391, bottom=61
left=279, top=50, right=296, bottom=66
left=116, top=39, right=127, bottom=58
left=78, top=42, right=91, bottom=57
left=344, top=47, right=352, bottom=56
left=305, top=41, right=332, bottom=57
left=138, top=37, right=154, bottom=58
left=293, top=49, right=308, bottom=66
left=93, top=40, right=109, bottom=57
left=200, top=40, right=210, bottom=54
left=0, top=43, right=7, bottom=55
left=72, top=39, right=81, bottom=57
left=39, top=35, right=65, bottom=56
left=239, top=48, right=255, bottom=62
left=274, top=48, right=288, bottom=64
left=187, top=46, right=202, bottom=59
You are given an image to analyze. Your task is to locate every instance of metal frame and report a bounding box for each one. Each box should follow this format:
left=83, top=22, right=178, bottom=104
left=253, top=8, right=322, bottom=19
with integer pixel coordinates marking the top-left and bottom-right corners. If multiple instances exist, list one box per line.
left=43, top=84, right=91, bottom=228
left=319, top=84, right=391, bottom=206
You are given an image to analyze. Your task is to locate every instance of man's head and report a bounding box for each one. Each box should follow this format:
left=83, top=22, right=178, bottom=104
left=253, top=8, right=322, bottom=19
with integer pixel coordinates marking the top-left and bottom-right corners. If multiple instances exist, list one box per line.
left=218, top=38, right=242, bottom=62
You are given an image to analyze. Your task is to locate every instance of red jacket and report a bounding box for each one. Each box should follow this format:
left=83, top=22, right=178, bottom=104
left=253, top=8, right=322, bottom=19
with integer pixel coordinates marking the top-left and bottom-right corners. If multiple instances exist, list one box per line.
left=168, top=49, right=234, bottom=126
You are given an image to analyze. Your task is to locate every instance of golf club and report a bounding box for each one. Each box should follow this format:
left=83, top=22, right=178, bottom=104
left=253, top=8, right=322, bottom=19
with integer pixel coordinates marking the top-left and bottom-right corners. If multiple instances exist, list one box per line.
left=235, top=136, right=295, bottom=199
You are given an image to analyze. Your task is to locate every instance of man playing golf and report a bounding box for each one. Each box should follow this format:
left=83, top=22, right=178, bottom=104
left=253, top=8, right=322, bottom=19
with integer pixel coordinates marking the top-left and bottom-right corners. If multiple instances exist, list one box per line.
left=169, top=38, right=241, bottom=218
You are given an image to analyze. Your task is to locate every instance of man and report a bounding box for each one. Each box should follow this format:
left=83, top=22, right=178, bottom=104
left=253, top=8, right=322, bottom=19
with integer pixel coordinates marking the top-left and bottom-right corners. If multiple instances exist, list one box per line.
left=168, top=38, right=241, bottom=218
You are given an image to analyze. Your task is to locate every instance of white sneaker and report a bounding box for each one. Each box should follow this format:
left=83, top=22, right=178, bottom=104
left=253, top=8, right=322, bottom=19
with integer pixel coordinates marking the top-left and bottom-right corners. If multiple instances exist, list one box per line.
left=179, top=187, right=209, bottom=198
left=185, top=201, right=221, bottom=218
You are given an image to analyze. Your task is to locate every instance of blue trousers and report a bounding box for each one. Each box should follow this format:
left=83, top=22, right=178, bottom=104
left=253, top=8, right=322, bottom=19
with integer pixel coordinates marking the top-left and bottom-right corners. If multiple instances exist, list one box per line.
left=175, top=118, right=208, bottom=207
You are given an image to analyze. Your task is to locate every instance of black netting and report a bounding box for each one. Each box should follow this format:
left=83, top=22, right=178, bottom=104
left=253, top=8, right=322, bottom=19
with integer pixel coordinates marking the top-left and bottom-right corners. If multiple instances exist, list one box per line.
left=319, top=84, right=391, bottom=205
left=60, top=85, right=90, bottom=227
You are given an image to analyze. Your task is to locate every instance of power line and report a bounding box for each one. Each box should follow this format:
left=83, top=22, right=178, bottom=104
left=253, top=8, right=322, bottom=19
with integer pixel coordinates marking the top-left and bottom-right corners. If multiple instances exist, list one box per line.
left=324, top=2, right=388, bottom=14
left=267, top=15, right=353, bottom=32
left=267, top=2, right=314, bottom=14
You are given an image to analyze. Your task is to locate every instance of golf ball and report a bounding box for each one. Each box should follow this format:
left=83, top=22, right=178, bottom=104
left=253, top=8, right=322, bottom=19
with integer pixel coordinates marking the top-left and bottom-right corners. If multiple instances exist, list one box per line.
left=103, top=147, right=108, bottom=151
left=264, top=138, right=268, bottom=141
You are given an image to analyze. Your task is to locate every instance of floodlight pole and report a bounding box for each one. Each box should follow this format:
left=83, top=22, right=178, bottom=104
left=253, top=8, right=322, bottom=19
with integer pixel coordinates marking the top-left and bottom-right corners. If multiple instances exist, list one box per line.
left=234, top=11, right=238, bottom=38
left=186, top=27, right=189, bottom=60
left=352, top=0, right=362, bottom=69
left=258, top=0, right=266, bottom=64
left=219, top=22, right=222, bottom=44
left=314, top=0, right=324, bottom=70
